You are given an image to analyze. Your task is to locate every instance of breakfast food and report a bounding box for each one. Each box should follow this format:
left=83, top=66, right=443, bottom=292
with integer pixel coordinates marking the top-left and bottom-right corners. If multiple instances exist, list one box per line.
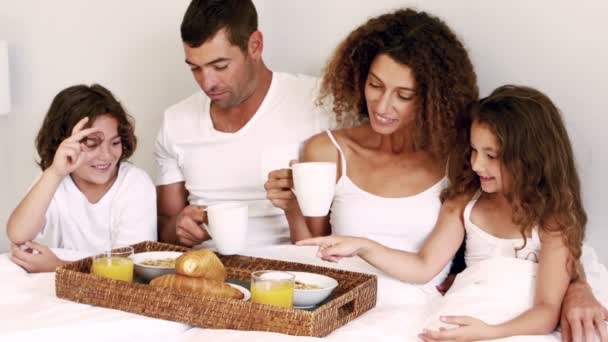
left=146, top=249, right=243, bottom=300
left=150, top=274, right=244, bottom=300
left=175, top=250, right=226, bottom=281
left=294, top=280, right=322, bottom=290
left=140, top=258, right=176, bottom=267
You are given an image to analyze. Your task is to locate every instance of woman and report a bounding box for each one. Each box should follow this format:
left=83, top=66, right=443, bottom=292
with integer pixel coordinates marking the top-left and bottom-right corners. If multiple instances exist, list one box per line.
left=267, top=8, right=477, bottom=287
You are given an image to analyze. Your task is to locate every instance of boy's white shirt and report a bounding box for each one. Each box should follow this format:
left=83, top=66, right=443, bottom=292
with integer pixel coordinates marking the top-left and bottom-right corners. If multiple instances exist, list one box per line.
left=37, top=161, right=157, bottom=254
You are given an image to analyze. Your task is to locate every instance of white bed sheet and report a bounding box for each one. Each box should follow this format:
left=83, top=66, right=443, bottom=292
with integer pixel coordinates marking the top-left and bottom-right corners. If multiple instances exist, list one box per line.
left=1, top=245, right=606, bottom=342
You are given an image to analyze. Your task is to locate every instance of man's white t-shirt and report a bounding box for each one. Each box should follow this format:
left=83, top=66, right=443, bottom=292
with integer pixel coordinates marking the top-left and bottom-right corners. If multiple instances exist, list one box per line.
left=37, top=162, right=158, bottom=254
left=155, top=72, right=330, bottom=246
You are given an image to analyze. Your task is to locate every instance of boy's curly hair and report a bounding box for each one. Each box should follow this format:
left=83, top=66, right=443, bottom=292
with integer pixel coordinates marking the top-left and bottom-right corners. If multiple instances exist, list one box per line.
left=36, top=84, right=136, bottom=170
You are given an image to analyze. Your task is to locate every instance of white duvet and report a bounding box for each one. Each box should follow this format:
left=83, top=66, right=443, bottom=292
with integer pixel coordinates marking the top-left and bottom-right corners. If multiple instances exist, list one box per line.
left=0, top=245, right=606, bottom=342
left=419, top=245, right=608, bottom=341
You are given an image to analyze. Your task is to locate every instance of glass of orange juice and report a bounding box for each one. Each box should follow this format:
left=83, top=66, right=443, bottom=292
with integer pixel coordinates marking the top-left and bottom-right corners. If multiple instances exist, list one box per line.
left=251, top=270, right=295, bottom=308
left=91, top=245, right=134, bottom=282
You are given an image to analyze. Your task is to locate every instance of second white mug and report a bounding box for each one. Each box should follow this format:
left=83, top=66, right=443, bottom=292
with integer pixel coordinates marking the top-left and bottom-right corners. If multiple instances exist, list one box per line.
left=292, top=162, right=337, bottom=217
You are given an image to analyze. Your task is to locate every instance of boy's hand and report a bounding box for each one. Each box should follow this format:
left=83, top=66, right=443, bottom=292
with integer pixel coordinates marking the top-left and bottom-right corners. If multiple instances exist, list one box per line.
left=10, top=241, right=66, bottom=273
left=48, top=117, right=102, bottom=178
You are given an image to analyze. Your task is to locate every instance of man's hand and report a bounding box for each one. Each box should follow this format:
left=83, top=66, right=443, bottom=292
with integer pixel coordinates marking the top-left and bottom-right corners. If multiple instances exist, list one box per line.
left=265, top=160, right=298, bottom=212
left=10, top=241, right=66, bottom=273
left=174, top=205, right=209, bottom=247
left=560, top=281, right=608, bottom=342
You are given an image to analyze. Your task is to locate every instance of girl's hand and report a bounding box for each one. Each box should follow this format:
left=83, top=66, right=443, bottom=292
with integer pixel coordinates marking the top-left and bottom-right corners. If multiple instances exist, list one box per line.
left=48, top=117, right=102, bottom=178
left=419, top=316, right=495, bottom=342
left=264, top=160, right=298, bottom=212
left=10, top=241, right=66, bottom=273
left=296, top=236, right=368, bottom=262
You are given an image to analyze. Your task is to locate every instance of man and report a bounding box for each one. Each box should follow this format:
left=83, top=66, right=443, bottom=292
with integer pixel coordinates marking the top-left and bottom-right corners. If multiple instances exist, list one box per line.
left=155, top=0, right=329, bottom=249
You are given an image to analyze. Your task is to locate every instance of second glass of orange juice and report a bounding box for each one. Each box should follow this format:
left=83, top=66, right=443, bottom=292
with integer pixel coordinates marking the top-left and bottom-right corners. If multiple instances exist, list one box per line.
left=91, top=246, right=134, bottom=282
left=251, top=270, right=295, bottom=308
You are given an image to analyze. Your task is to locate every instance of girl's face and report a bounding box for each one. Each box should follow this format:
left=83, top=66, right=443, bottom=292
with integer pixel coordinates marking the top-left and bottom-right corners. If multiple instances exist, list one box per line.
left=470, top=120, right=510, bottom=194
left=364, top=54, right=418, bottom=135
left=71, top=114, right=122, bottom=189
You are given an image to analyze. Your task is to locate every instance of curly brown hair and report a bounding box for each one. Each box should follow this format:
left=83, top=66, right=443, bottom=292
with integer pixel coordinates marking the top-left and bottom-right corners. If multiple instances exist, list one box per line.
left=318, top=8, right=478, bottom=160
left=35, top=84, right=137, bottom=170
left=443, top=85, right=586, bottom=277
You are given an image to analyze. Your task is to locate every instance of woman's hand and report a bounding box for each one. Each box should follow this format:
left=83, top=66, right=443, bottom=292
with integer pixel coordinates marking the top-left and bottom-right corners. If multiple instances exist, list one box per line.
left=296, top=235, right=369, bottom=262
left=419, top=316, right=496, bottom=342
left=10, top=241, right=66, bottom=273
left=48, top=117, right=102, bottom=178
left=264, top=160, right=299, bottom=212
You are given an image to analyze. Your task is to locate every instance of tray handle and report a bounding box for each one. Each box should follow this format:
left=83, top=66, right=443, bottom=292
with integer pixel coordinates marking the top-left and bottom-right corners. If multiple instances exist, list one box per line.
left=335, top=297, right=356, bottom=325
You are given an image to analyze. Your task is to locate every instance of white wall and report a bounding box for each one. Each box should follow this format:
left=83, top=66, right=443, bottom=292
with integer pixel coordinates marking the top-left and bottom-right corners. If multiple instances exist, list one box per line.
left=1, top=1, right=606, bottom=263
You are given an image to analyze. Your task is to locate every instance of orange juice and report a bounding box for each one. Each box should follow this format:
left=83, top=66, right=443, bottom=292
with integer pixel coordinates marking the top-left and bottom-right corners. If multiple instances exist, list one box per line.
left=92, top=256, right=134, bottom=282
left=251, top=281, right=294, bottom=307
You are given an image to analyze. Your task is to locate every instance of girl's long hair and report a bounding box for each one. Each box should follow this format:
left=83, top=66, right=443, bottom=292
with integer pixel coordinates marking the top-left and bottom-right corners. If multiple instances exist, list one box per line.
left=443, top=85, right=586, bottom=278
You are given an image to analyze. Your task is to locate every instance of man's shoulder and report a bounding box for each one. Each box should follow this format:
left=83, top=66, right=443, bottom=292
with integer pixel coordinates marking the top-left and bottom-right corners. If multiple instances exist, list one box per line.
left=164, top=90, right=209, bottom=120
left=274, top=71, right=320, bottom=91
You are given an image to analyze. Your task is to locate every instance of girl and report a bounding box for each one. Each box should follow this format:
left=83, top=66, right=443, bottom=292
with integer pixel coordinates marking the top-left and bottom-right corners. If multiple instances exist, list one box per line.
left=7, top=84, right=157, bottom=273
left=299, top=85, right=587, bottom=340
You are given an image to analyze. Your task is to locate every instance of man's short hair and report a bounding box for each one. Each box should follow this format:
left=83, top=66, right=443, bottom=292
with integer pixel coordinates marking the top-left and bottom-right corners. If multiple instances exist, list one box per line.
left=181, top=0, right=258, bottom=51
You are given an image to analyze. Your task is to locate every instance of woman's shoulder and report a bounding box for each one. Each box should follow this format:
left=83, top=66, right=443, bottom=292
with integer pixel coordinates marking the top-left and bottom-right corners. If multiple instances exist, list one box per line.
left=301, top=127, right=359, bottom=162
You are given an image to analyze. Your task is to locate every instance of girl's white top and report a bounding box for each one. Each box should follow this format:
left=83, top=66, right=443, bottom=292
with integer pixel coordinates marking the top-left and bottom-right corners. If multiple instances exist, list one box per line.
left=464, top=191, right=541, bottom=267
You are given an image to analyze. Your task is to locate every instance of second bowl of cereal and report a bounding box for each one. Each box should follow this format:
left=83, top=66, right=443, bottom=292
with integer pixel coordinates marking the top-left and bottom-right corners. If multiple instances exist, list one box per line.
left=290, top=271, right=338, bottom=308
left=132, top=251, right=183, bottom=282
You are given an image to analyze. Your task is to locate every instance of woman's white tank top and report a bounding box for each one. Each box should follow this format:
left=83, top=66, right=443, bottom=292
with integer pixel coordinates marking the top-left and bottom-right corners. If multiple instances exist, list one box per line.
left=326, top=130, right=450, bottom=286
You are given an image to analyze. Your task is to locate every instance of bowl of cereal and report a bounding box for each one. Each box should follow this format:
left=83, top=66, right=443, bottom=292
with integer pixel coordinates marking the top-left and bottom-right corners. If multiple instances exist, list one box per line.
left=290, top=271, right=338, bottom=308
left=132, top=251, right=183, bottom=282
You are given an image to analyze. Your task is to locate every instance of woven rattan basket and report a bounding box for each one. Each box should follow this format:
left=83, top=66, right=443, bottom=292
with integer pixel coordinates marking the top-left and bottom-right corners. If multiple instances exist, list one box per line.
left=55, top=241, right=377, bottom=337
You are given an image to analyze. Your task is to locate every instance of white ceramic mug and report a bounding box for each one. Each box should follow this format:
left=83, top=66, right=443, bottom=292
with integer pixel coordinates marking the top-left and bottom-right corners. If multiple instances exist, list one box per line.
left=291, top=162, right=337, bottom=217
left=200, top=202, right=248, bottom=255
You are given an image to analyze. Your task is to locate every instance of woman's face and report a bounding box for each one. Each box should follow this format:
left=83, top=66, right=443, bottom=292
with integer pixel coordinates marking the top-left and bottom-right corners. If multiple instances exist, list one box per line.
left=71, top=114, right=123, bottom=190
left=364, top=54, right=418, bottom=135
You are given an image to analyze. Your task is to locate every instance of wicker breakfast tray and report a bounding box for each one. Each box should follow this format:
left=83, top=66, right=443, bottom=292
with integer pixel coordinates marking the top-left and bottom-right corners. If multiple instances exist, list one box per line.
left=55, top=241, right=377, bottom=337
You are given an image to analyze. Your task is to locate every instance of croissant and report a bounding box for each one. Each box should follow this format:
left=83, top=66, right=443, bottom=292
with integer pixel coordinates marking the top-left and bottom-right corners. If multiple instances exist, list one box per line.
left=150, top=274, right=244, bottom=300
left=175, top=249, right=226, bottom=281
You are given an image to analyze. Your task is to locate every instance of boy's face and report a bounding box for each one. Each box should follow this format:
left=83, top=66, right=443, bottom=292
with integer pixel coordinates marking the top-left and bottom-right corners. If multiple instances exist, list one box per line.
left=184, top=28, right=257, bottom=109
left=470, top=120, right=510, bottom=194
left=71, top=114, right=122, bottom=190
